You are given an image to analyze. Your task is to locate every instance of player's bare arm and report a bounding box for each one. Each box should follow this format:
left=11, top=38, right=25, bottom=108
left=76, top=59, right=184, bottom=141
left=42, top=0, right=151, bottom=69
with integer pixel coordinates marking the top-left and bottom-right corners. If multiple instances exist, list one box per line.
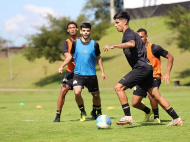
left=58, top=53, right=73, bottom=73
left=96, top=55, right=106, bottom=80
left=162, top=53, right=174, bottom=85
left=103, top=40, right=135, bottom=51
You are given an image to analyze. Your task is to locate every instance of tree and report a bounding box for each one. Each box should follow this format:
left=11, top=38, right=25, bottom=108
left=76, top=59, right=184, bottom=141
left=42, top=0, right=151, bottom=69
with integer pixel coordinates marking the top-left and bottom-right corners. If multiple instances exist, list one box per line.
left=24, top=15, right=73, bottom=62
left=165, top=6, right=190, bottom=51
left=24, top=1, right=121, bottom=63
left=24, top=14, right=110, bottom=63
left=82, top=0, right=123, bottom=21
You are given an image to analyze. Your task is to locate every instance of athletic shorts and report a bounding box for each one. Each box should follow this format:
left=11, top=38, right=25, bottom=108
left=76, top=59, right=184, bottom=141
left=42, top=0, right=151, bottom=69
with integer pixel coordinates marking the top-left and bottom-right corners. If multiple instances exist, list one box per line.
left=61, top=70, right=74, bottom=90
left=118, top=69, right=153, bottom=92
left=73, top=74, right=99, bottom=93
left=133, top=77, right=161, bottom=98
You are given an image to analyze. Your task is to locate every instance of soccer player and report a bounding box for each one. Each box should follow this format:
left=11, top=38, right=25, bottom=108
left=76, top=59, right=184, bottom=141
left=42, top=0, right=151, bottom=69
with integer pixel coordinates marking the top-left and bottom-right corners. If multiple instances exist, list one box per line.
left=131, top=28, right=174, bottom=123
left=58, top=22, right=106, bottom=121
left=53, top=21, right=79, bottom=122
left=103, top=11, right=183, bottom=126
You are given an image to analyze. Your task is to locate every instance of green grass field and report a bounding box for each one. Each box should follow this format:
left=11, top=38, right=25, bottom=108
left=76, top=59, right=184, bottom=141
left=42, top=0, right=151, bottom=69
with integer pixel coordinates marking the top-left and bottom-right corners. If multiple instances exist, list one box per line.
left=0, top=88, right=190, bottom=142
left=0, top=16, right=190, bottom=141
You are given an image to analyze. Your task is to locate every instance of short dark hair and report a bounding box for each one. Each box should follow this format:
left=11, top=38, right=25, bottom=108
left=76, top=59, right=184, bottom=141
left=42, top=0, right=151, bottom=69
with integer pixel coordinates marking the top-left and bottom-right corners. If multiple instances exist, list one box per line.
left=113, top=11, right=130, bottom=23
left=67, top=21, right=78, bottom=29
left=80, top=22, right=91, bottom=29
left=137, top=28, right=147, bottom=35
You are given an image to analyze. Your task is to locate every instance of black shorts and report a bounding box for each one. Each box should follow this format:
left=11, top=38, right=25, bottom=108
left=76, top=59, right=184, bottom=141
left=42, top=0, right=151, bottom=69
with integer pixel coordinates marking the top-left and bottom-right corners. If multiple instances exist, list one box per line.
left=73, top=74, right=99, bottom=93
left=118, top=69, right=153, bottom=92
left=133, top=77, right=161, bottom=98
left=61, top=70, right=74, bottom=90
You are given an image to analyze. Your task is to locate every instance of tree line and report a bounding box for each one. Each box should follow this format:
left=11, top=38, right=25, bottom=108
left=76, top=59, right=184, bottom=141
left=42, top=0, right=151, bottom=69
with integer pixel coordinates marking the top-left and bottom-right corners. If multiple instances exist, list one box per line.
left=1, top=2, right=189, bottom=63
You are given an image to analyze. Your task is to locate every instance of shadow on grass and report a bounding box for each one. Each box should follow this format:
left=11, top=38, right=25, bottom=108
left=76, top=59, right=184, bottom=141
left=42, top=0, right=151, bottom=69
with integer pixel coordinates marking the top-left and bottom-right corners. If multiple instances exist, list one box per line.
left=175, top=69, right=190, bottom=86
left=34, top=55, right=118, bottom=87
left=121, top=121, right=166, bottom=129
left=0, top=107, right=6, bottom=109
left=61, top=117, right=95, bottom=122
left=34, top=73, right=62, bottom=87
left=160, top=120, right=172, bottom=123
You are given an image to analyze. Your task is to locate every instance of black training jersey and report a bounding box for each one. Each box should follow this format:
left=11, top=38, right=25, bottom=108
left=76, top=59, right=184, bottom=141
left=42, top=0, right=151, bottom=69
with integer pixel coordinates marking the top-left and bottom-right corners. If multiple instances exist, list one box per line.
left=151, top=44, right=168, bottom=58
left=71, top=39, right=100, bottom=56
left=122, top=28, right=152, bottom=70
left=62, top=39, right=74, bottom=54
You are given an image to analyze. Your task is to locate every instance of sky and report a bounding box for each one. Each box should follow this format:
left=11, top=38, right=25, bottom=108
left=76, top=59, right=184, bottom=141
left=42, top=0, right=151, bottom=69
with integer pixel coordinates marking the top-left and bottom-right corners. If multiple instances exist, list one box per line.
left=0, top=0, right=86, bottom=46
left=0, top=0, right=189, bottom=46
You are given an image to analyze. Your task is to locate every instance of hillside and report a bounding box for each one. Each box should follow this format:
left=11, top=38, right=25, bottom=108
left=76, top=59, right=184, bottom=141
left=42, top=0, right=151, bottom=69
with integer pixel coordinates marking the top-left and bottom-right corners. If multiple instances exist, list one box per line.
left=0, top=16, right=190, bottom=89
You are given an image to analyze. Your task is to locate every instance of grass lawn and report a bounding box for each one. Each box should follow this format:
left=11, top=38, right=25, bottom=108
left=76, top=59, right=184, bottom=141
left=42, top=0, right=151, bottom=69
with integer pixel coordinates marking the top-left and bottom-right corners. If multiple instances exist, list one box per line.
left=0, top=87, right=189, bottom=142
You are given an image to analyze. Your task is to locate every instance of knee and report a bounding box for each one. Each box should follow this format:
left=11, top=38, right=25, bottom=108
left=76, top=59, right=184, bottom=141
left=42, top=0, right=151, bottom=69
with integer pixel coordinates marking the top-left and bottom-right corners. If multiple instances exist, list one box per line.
left=114, top=84, right=123, bottom=93
left=75, top=90, right=81, bottom=97
left=92, top=93, right=100, bottom=98
left=60, top=88, right=68, bottom=98
left=131, top=101, right=138, bottom=108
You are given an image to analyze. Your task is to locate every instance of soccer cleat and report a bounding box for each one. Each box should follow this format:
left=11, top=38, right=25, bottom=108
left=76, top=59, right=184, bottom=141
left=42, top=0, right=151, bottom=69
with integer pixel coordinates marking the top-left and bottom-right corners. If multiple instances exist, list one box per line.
left=80, top=112, right=87, bottom=122
left=91, top=111, right=97, bottom=120
left=116, top=116, right=134, bottom=125
left=97, top=111, right=102, bottom=117
left=154, top=118, right=161, bottom=123
left=167, top=117, right=183, bottom=126
left=144, top=110, right=153, bottom=122
left=53, top=116, right=60, bottom=122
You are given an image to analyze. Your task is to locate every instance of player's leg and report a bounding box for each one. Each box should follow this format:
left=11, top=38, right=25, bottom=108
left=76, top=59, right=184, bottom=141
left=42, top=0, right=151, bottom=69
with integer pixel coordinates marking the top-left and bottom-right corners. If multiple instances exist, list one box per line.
left=115, top=70, right=141, bottom=125
left=86, top=75, right=102, bottom=120
left=147, top=87, right=183, bottom=126
left=53, top=71, right=73, bottom=122
left=116, top=69, right=153, bottom=125
left=115, top=83, right=134, bottom=125
left=147, top=93, right=160, bottom=123
left=74, top=86, right=86, bottom=121
left=73, top=74, right=86, bottom=121
left=148, top=77, right=161, bottom=123
left=131, top=93, right=153, bottom=122
left=91, top=92, right=102, bottom=119
left=53, top=84, right=70, bottom=122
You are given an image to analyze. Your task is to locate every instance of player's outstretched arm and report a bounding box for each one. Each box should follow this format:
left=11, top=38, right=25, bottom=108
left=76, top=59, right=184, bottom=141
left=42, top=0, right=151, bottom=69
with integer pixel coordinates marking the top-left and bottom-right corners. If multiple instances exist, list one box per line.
left=58, top=53, right=73, bottom=74
left=162, top=53, right=174, bottom=85
left=96, top=55, right=106, bottom=80
left=103, top=40, right=135, bottom=51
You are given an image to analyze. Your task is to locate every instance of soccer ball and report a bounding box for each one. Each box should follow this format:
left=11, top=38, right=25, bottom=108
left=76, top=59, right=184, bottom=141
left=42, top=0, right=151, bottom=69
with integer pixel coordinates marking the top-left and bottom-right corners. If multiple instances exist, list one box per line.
left=96, top=115, right=111, bottom=129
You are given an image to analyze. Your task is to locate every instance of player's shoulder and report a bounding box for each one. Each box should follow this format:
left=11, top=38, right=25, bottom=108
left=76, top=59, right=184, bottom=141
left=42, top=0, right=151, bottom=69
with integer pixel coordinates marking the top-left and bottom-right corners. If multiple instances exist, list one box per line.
left=151, top=43, right=162, bottom=50
left=125, top=28, right=136, bottom=37
left=151, top=43, right=168, bottom=55
left=93, top=40, right=99, bottom=47
left=62, top=40, right=68, bottom=48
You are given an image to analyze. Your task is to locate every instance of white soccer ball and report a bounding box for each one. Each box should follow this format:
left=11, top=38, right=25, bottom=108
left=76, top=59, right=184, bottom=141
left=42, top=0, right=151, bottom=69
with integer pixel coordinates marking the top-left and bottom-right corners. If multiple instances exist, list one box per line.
left=96, top=115, right=112, bottom=129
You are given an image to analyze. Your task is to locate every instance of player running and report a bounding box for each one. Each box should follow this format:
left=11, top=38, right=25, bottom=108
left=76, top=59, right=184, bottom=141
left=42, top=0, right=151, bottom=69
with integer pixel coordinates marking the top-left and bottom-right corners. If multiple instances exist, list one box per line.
left=131, top=28, right=174, bottom=123
left=103, top=11, right=183, bottom=126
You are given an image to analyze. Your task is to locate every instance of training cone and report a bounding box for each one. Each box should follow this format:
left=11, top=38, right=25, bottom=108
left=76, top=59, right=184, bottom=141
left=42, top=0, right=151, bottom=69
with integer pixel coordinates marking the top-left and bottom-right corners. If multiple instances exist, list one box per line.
left=107, top=107, right=115, bottom=109
left=36, top=105, right=42, bottom=108
left=19, top=103, right=25, bottom=105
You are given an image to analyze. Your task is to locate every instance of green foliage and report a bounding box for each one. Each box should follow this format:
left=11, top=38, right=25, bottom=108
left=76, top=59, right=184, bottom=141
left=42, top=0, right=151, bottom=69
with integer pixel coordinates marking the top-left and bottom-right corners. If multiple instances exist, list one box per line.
left=82, top=0, right=123, bottom=21
left=90, top=19, right=111, bottom=40
left=24, top=15, right=72, bottom=63
left=165, top=6, right=190, bottom=51
left=24, top=13, right=110, bottom=63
